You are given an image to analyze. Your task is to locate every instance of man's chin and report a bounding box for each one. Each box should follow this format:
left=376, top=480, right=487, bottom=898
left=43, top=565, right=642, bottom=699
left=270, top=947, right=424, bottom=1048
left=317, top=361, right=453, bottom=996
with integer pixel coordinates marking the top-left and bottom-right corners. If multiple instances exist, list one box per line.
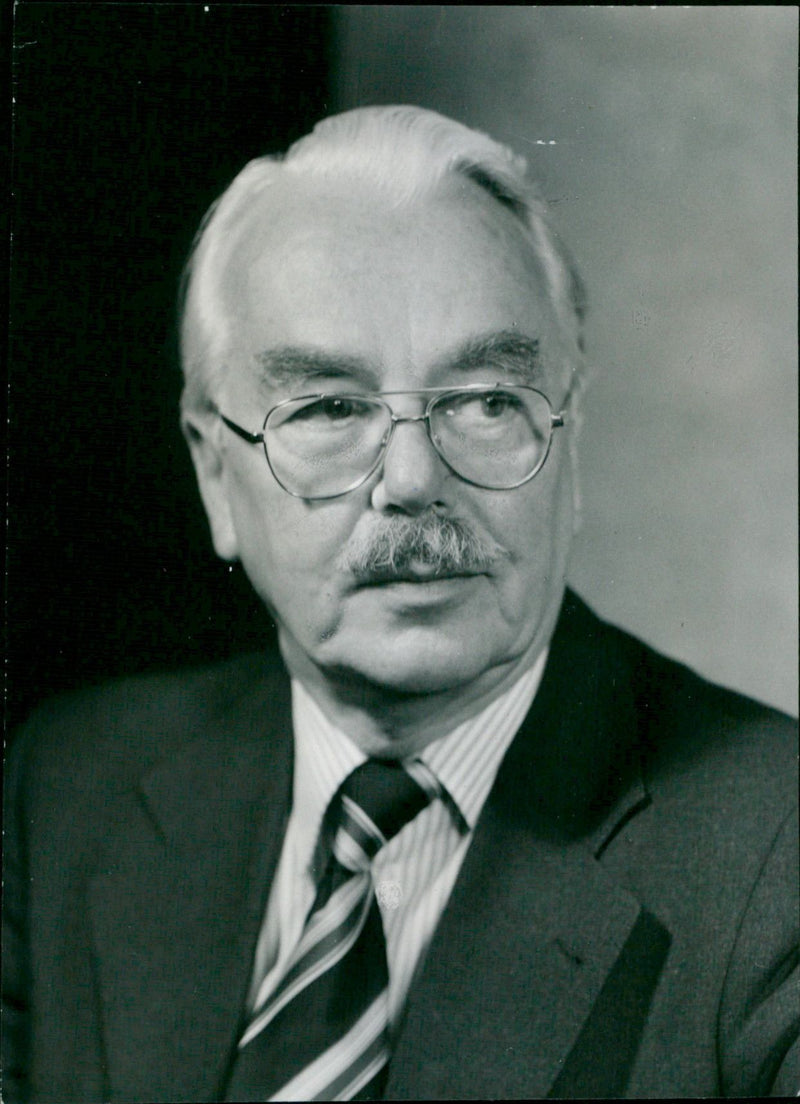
left=316, top=634, right=502, bottom=698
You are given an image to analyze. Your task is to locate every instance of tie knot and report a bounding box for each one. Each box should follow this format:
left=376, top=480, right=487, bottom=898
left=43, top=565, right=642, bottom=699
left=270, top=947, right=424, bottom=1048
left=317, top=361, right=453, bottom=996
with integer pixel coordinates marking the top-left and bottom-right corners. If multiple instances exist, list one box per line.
left=332, top=760, right=432, bottom=871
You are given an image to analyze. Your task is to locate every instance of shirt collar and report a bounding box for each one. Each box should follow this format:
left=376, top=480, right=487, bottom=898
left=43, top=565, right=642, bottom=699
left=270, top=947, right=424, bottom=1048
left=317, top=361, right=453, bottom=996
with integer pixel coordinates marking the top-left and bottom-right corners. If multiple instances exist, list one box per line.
left=419, top=648, right=547, bottom=830
left=290, top=648, right=548, bottom=865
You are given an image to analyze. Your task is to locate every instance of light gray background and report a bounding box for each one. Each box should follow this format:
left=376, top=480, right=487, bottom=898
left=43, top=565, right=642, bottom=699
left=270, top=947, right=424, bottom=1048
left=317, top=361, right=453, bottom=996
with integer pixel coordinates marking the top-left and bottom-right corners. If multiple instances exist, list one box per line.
left=332, top=5, right=797, bottom=715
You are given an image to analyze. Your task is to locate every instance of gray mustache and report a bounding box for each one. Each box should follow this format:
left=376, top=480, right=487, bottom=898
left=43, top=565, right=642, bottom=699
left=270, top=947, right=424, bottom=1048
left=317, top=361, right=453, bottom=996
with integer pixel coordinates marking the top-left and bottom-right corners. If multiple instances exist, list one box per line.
left=339, top=514, right=506, bottom=581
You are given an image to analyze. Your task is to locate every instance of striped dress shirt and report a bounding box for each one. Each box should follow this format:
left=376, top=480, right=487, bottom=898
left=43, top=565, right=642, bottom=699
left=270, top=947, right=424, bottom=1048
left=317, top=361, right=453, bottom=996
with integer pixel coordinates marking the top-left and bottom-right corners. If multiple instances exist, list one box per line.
left=246, top=650, right=547, bottom=1030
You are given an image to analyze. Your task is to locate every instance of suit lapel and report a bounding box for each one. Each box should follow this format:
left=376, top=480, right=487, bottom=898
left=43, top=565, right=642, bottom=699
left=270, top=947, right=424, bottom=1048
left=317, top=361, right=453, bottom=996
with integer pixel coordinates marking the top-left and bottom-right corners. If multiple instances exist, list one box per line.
left=89, top=660, right=293, bottom=1103
left=88, top=595, right=670, bottom=1101
left=387, top=814, right=648, bottom=1099
left=387, top=593, right=671, bottom=1099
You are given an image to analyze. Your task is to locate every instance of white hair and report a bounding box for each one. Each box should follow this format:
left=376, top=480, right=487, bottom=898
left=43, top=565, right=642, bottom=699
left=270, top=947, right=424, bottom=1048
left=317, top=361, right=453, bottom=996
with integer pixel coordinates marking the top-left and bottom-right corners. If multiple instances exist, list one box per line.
left=178, top=105, right=587, bottom=414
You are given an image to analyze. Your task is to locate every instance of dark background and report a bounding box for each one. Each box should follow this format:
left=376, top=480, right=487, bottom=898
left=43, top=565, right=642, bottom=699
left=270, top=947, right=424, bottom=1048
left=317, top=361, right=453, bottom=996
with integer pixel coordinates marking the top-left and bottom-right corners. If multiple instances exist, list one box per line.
left=8, top=4, right=333, bottom=730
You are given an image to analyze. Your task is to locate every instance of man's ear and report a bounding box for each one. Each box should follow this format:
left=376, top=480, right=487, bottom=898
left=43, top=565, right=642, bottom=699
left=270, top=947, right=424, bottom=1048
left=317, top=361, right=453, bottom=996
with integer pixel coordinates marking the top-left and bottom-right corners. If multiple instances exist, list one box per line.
left=181, top=413, right=239, bottom=561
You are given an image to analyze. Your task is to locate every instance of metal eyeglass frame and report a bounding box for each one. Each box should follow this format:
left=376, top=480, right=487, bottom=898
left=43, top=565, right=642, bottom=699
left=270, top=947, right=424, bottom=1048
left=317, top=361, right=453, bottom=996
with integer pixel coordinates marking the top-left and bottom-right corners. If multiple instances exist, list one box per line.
left=214, top=382, right=568, bottom=500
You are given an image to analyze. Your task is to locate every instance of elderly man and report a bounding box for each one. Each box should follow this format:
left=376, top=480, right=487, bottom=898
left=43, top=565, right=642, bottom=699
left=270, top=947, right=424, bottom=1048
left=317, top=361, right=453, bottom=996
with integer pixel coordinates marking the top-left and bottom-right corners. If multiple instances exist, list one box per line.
left=4, top=106, right=797, bottom=1102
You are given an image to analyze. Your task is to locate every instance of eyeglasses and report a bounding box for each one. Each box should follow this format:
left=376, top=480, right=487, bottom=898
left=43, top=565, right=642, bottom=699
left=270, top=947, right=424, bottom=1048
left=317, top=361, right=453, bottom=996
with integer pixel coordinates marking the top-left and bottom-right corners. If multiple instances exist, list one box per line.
left=215, top=383, right=567, bottom=500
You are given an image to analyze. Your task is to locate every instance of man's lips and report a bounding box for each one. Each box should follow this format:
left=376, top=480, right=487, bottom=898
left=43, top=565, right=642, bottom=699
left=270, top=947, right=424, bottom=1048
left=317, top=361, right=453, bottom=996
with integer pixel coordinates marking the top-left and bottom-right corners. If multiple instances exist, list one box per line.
left=352, top=563, right=488, bottom=586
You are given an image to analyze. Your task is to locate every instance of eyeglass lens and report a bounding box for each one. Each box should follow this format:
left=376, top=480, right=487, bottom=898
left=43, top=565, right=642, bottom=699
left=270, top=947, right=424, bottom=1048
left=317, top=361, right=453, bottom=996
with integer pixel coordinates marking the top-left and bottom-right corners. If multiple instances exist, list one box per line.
left=265, top=388, right=554, bottom=498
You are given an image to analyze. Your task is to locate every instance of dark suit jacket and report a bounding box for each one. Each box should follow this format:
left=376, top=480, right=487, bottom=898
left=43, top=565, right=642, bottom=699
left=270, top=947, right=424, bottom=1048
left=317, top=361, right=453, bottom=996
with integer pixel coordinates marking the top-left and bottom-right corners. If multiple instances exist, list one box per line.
left=3, top=592, right=798, bottom=1101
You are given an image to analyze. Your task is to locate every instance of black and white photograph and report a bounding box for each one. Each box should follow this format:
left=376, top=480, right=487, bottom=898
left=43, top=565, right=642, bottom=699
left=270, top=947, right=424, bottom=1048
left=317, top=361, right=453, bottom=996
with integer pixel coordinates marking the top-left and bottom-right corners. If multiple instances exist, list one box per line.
left=4, top=6, right=798, bottom=1101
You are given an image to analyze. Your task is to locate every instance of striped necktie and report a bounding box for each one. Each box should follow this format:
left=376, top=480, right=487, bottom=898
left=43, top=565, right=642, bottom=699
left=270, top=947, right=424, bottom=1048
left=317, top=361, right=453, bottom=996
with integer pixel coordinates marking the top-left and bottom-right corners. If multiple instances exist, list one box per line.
left=224, top=759, right=437, bottom=1102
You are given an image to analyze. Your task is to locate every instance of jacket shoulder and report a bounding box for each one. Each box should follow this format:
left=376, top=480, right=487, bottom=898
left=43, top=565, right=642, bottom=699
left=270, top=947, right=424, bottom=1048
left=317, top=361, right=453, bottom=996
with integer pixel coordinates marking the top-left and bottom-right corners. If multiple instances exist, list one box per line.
left=625, top=630, right=798, bottom=812
left=562, top=591, right=797, bottom=797
left=6, top=650, right=289, bottom=801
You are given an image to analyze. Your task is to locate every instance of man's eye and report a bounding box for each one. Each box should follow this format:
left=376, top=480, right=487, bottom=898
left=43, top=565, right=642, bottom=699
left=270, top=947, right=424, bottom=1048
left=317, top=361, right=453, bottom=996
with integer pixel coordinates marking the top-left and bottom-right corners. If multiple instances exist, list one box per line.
left=318, top=397, right=360, bottom=421
left=293, top=397, right=366, bottom=423
left=446, top=390, right=523, bottom=421
left=479, top=392, right=522, bottom=418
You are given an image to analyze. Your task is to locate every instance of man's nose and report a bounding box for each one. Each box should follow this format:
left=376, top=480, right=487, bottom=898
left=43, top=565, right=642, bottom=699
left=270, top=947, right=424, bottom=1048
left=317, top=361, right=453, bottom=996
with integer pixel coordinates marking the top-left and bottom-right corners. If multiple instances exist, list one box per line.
left=369, top=418, right=449, bottom=514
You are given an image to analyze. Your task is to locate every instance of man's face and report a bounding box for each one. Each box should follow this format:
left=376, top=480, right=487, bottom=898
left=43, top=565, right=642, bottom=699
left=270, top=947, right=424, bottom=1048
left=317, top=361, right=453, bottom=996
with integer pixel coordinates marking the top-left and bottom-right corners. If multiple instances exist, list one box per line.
left=188, top=175, right=578, bottom=702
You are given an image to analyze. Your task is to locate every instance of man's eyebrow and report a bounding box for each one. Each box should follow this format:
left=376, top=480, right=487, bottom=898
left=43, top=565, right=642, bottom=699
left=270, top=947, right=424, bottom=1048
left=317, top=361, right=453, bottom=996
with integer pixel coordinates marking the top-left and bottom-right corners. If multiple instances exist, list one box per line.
left=443, top=331, right=542, bottom=379
left=253, top=331, right=542, bottom=389
left=254, top=347, right=377, bottom=388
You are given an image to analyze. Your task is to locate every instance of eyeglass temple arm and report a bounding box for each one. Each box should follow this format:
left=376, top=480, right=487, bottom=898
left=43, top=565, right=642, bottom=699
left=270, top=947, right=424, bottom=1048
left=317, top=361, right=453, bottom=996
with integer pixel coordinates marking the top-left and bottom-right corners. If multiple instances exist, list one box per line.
left=218, top=413, right=264, bottom=444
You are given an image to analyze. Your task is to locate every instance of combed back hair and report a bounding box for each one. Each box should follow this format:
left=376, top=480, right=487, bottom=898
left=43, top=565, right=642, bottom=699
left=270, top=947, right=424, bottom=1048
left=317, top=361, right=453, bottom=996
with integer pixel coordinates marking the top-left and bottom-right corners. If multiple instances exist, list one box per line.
left=179, top=105, right=588, bottom=414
